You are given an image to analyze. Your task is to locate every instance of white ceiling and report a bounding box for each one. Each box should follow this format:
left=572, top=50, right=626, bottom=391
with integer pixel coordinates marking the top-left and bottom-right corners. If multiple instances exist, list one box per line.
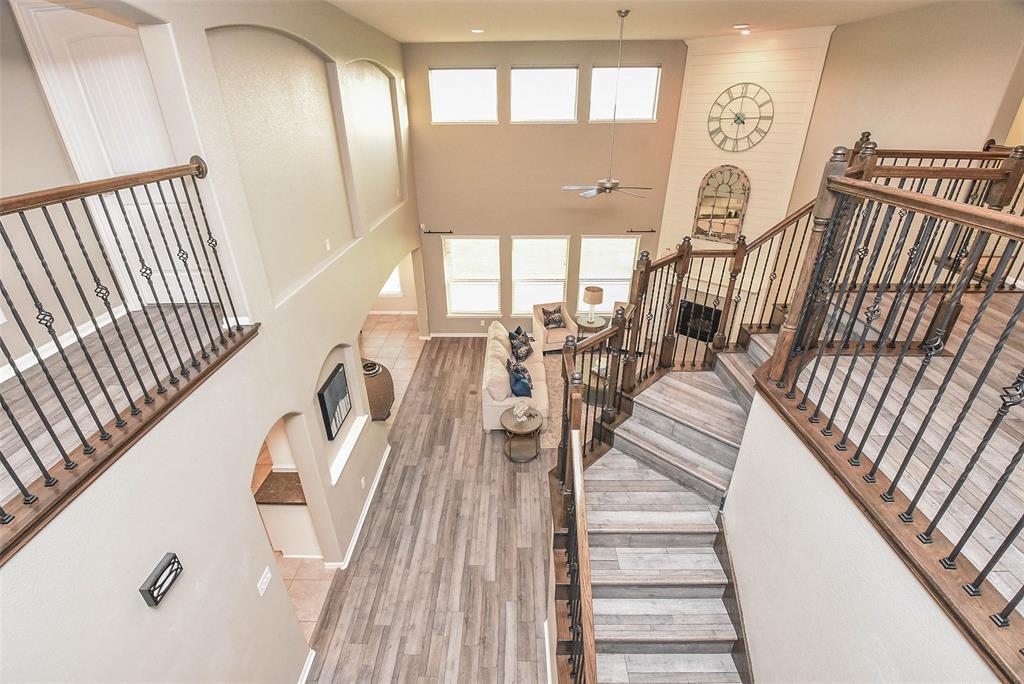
left=330, top=0, right=935, bottom=43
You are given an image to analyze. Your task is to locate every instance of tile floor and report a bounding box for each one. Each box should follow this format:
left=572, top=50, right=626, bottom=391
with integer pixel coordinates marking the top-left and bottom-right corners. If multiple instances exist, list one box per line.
left=274, top=551, right=337, bottom=643
left=358, top=313, right=423, bottom=412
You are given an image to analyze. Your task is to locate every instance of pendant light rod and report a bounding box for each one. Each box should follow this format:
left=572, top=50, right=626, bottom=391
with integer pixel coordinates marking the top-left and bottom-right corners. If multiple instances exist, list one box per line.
left=607, top=8, right=629, bottom=181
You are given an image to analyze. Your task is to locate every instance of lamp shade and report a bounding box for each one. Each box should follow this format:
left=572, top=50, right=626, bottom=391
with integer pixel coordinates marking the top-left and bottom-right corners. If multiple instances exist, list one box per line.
left=583, top=286, right=604, bottom=306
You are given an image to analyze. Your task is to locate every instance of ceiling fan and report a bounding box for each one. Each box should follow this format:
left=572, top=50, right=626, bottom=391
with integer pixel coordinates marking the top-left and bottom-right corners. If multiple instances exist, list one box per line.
left=562, top=8, right=652, bottom=200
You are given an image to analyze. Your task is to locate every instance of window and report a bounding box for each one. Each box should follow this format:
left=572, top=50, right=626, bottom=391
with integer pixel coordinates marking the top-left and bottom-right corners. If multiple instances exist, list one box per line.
left=443, top=237, right=501, bottom=314
left=578, top=237, right=640, bottom=313
left=589, top=67, right=661, bottom=122
left=512, top=237, right=569, bottom=315
left=379, top=266, right=402, bottom=297
left=511, top=67, right=578, bottom=122
left=428, top=68, right=497, bottom=123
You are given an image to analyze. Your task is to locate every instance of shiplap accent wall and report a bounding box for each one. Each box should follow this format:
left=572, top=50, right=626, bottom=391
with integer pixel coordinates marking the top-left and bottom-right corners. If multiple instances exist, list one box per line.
left=657, top=27, right=834, bottom=256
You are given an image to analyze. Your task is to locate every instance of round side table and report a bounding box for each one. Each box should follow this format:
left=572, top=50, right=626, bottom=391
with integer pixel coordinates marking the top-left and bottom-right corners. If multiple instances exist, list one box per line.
left=500, top=408, right=543, bottom=463
left=577, top=316, right=609, bottom=337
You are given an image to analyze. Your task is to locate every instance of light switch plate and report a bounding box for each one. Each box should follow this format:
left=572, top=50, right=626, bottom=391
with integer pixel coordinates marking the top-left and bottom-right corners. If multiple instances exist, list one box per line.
left=257, top=566, right=272, bottom=596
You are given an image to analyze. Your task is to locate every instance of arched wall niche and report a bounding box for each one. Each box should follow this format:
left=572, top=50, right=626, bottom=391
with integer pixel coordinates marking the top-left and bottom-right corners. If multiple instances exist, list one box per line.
left=337, top=58, right=405, bottom=233
left=205, top=24, right=356, bottom=301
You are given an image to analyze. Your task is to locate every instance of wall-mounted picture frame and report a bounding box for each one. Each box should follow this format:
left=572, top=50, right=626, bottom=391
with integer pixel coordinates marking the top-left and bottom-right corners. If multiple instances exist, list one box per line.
left=317, top=364, right=352, bottom=440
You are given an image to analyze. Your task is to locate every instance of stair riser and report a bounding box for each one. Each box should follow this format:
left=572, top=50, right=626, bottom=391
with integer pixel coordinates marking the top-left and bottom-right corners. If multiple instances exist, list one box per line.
left=713, top=362, right=752, bottom=413
left=592, top=584, right=726, bottom=599
left=588, top=531, right=718, bottom=548
left=615, top=437, right=725, bottom=506
left=745, top=337, right=772, bottom=367
left=596, top=640, right=737, bottom=655
left=630, top=402, right=739, bottom=469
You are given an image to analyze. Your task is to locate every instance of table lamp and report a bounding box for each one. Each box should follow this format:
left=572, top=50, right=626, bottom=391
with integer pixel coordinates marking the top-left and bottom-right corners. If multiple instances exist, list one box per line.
left=583, top=286, right=604, bottom=324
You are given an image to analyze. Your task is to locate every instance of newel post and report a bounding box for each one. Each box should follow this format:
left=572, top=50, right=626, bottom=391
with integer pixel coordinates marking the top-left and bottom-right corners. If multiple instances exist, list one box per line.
left=987, top=146, right=1024, bottom=209
left=851, top=131, right=872, bottom=156
left=601, top=307, right=628, bottom=423
left=621, top=250, right=651, bottom=394
left=659, top=238, right=691, bottom=368
left=766, top=146, right=851, bottom=384
left=713, top=235, right=747, bottom=350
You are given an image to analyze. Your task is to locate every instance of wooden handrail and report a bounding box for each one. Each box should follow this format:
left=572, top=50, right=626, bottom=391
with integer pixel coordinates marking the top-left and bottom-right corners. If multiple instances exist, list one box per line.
left=0, top=157, right=207, bottom=215
left=746, top=200, right=815, bottom=250
left=827, top=176, right=1024, bottom=241
left=866, top=166, right=1008, bottom=180
left=872, top=149, right=1011, bottom=160
left=568, top=390, right=598, bottom=683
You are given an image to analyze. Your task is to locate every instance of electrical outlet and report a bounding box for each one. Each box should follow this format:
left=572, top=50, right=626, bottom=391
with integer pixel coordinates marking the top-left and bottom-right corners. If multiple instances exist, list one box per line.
left=257, top=566, right=272, bottom=596
left=480, top=319, right=486, bottom=327
left=361, top=476, right=366, bottom=489
left=324, top=238, right=331, bottom=252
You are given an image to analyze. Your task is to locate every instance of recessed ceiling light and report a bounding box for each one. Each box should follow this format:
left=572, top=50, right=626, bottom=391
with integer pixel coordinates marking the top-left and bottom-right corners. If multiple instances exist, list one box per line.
left=740, top=29, right=751, bottom=35
left=732, top=23, right=749, bottom=30
left=470, top=28, right=484, bottom=34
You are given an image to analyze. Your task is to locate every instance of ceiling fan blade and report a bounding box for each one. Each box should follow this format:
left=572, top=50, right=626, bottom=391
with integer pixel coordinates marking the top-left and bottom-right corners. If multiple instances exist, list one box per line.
left=562, top=185, right=598, bottom=191
left=580, top=189, right=601, bottom=198
left=613, top=188, right=646, bottom=198
left=616, top=186, right=653, bottom=190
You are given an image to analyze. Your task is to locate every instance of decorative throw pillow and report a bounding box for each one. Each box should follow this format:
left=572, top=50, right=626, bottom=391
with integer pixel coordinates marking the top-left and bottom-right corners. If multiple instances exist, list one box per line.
left=507, top=364, right=533, bottom=397
left=508, top=325, right=529, bottom=346
left=542, top=305, right=566, bottom=330
left=506, top=358, right=533, bottom=388
left=511, top=337, right=533, bottom=361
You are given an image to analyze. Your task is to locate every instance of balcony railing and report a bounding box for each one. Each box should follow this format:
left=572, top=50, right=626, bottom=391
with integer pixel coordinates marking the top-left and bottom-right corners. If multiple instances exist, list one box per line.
left=0, top=159, right=258, bottom=564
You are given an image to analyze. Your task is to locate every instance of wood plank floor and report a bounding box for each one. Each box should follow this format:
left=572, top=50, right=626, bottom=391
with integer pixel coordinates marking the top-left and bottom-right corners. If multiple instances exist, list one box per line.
left=308, top=337, right=556, bottom=683
left=0, top=303, right=224, bottom=505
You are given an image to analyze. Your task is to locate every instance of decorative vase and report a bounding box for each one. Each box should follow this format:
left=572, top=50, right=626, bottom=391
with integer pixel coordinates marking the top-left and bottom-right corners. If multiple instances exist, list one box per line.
left=362, top=359, right=395, bottom=421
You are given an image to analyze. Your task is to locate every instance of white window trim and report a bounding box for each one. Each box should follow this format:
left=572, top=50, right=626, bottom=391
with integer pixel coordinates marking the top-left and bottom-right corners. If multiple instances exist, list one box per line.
left=577, top=235, right=641, bottom=314
left=427, top=66, right=499, bottom=125
left=442, top=235, right=502, bottom=316
left=511, top=235, right=570, bottom=316
left=510, top=65, right=580, bottom=125
left=588, top=64, right=663, bottom=123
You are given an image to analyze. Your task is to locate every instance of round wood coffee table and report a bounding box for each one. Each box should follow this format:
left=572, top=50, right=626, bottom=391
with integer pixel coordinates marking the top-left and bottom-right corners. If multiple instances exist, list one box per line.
left=577, top=316, right=608, bottom=337
left=500, top=408, right=543, bottom=463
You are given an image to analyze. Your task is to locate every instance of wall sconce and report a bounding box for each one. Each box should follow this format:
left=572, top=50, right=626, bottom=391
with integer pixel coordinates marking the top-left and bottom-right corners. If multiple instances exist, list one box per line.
left=139, top=552, right=183, bottom=607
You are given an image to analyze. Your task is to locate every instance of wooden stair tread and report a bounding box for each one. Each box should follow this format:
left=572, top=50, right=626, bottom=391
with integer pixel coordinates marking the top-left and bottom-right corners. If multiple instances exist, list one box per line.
left=597, top=653, right=740, bottom=683
left=593, top=598, right=738, bottom=643
left=636, top=372, right=747, bottom=448
left=616, top=421, right=733, bottom=493
left=715, top=352, right=757, bottom=399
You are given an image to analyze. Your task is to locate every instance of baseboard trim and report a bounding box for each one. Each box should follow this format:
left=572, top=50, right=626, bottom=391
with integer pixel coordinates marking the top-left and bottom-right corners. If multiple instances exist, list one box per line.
left=340, top=443, right=391, bottom=569
left=367, top=310, right=418, bottom=315
left=297, top=648, right=316, bottom=684
left=429, top=332, right=488, bottom=338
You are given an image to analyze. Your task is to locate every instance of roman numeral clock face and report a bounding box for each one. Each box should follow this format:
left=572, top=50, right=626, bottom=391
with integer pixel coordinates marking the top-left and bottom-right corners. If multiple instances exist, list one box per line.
left=707, top=82, right=774, bottom=152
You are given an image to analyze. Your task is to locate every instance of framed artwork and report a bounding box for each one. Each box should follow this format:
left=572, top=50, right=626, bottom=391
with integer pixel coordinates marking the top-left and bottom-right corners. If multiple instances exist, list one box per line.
left=693, top=165, right=750, bottom=244
left=317, top=364, right=352, bottom=440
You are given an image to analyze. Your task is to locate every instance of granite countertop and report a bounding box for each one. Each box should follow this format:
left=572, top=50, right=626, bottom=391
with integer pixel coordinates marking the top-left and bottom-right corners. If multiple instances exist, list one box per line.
left=254, top=472, right=306, bottom=505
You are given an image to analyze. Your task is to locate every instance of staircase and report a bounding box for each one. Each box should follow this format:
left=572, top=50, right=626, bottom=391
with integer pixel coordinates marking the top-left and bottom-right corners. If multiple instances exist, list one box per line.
left=565, top=334, right=777, bottom=682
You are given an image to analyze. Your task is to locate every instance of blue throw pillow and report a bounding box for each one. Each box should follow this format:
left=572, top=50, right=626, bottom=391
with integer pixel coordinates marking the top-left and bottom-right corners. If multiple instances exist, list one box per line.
left=508, top=325, right=528, bottom=345
left=506, top=358, right=533, bottom=388
left=511, top=337, right=533, bottom=361
left=508, top=369, right=532, bottom=397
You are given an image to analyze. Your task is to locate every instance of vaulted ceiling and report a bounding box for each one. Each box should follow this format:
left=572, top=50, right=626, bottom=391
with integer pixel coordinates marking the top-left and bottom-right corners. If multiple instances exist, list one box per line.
left=331, top=0, right=934, bottom=43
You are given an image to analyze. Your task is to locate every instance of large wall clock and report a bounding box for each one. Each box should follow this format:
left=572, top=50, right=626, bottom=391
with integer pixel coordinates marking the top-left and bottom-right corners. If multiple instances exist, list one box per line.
left=707, top=82, right=774, bottom=152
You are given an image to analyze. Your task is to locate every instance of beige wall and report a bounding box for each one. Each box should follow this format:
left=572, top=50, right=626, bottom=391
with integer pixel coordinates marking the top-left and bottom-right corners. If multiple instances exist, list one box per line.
left=790, top=1, right=1024, bottom=210
left=1007, top=94, right=1024, bottom=146
left=0, top=1, right=421, bottom=681
left=403, top=40, right=685, bottom=334
left=725, top=394, right=998, bottom=683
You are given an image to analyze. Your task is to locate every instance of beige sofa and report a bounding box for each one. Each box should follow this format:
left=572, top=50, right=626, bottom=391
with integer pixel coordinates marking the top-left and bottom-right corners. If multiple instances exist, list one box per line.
left=480, top=321, right=549, bottom=431
left=531, top=302, right=579, bottom=353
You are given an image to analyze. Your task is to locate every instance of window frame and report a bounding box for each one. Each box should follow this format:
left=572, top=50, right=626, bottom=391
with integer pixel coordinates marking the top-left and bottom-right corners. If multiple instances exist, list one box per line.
left=577, top=235, right=641, bottom=315
left=510, top=65, right=580, bottom=124
left=442, top=236, right=502, bottom=316
left=511, top=235, right=571, bottom=316
left=427, top=66, right=499, bottom=125
left=588, top=65, right=663, bottom=123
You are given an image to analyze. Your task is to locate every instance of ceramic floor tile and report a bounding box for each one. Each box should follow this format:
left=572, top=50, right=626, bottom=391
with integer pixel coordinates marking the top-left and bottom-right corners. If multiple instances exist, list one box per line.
left=289, top=579, right=331, bottom=622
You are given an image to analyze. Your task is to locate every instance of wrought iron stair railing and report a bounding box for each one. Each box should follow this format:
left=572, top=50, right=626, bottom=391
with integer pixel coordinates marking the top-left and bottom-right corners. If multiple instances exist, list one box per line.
left=0, top=159, right=257, bottom=565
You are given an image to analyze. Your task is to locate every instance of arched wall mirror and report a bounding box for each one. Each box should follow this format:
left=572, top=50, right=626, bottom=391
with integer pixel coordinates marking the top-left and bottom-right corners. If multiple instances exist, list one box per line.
left=693, top=165, right=750, bottom=243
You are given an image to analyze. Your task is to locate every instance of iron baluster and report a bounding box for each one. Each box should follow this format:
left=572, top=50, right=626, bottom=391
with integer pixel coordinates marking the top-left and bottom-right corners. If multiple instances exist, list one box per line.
left=0, top=442, right=37, bottom=505
left=0, top=391, right=57, bottom=487
left=188, top=175, right=243, bottom=332
left=881, top=242, right=1015, bottom=504
left=175, top=177, right=230, bottom=344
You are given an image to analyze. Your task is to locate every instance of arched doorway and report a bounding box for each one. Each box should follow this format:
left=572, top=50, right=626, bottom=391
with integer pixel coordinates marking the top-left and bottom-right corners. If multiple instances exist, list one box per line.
left=250, top=416, right=336, bottom=643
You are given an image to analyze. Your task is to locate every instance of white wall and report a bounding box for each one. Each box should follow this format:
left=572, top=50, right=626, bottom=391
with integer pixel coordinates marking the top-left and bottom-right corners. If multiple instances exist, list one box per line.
left=658, top=27, right=832, bottom=256
left=0, top=1, right=421, bottom=681
left=370, top=251, right=418, bottom=313
left=724, top=394, right=997, bottom=683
